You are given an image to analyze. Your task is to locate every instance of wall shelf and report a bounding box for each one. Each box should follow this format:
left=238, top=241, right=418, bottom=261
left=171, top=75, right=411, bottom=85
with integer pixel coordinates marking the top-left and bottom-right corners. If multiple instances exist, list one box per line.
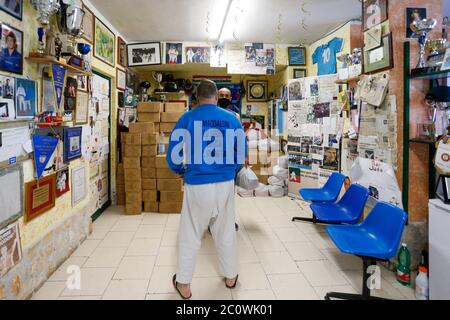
left=335, top=76, right=361, bottom=85
left=410, top=69, right=450, bottom=80
left=25, top=56, right=93, bottom=77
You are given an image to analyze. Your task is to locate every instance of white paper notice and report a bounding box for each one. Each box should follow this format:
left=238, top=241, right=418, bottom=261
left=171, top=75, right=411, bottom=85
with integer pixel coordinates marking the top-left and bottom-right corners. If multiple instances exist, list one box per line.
left=0, top=126, right=31, bottom=162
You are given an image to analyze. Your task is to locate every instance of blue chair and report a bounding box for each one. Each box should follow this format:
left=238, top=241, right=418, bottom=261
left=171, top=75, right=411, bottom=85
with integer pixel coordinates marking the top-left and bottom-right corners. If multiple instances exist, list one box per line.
left=293, top=184, right=369, bottom=225
left=292, top=172, right=346, bottom=223
left=325, top=202, right=408, bottom=300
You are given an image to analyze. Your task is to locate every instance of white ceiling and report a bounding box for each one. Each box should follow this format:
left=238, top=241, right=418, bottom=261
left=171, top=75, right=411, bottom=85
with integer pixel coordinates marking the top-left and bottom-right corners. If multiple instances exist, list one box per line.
left=89, top=0, right=361, bottom=45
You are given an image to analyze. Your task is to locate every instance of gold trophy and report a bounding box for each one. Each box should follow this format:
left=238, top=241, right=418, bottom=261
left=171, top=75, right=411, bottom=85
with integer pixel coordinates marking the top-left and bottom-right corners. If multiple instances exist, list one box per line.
left=426, top=39, right=447, bottom=70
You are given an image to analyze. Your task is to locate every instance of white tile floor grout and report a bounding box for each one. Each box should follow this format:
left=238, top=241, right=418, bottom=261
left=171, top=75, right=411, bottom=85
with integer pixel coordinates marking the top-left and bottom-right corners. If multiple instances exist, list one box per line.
left=31, top=196, right=416, bottom=300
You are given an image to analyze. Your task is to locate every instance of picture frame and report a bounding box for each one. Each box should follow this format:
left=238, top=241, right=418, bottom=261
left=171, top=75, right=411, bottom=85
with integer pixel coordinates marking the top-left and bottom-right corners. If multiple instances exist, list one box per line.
left=63, top=77, right=78, bottom=120
left=24, top=174, right=56, bottom=223
left=293, top=68, right=307, bottom=79
left=0, top=221, right=22, bottom=278
left=288, top=47, right=307, bottom=66
left=82, top=4, right=95, bottom=43
left=71, top=165, right=86, bottom=207
left=0, top=23, right=23, bottom=75
left=94, top=17, right=115, bottom=67
left=0, top=165, right=23, bottom=229
left=0, top=74, right=16, bottom=120
left=247, top=80, right=268, bottom=102
left=75, top=91, right=89, bottom=125
left=441, top=48, right=450, bottom=71
left=127, top=42, right=162, bottom=67
left=406, top=8, right=426, bottom=38
left=116, top=68, right=126, bottom=91
left=363, top=33, right=393, bottom=74
left=164, top=42, right=183, bottom=64
left=15, top=78, right=36, bottom=119
left=185, top=46, right=210, bottom=64
left=117, top=36, right=127, bottom=68
left=362, top=0, right=388, bottom=31
left=0, top=0, right=22, bottom=21
left=77, top=75, right=88, bottom=92
left=63, top=126, right=82, bottom=163
left=56, top=168, right=70, bottom=198
left=41, top=68, right=56, bottom=114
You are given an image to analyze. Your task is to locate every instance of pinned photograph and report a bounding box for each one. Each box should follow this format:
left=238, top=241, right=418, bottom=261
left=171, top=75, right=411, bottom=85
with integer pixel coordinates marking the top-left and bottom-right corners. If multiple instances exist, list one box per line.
left=323, top=147, right=339, bottom=170
left=288, top=81, right=302, bottom=101
left=15, top=78, right=36, bottom=119
left=165, top=42, right=182, bottom=64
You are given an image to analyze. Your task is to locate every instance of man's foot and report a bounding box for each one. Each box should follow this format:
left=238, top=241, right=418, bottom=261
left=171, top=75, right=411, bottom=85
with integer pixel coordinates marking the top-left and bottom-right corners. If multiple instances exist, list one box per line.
left=172, top=274, right=192, bottom=300
left=225, top=275, right=239, bottom=289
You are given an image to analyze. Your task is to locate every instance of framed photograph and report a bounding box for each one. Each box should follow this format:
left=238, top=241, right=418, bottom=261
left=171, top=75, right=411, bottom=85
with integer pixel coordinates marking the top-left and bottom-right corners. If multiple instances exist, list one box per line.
left=75, top=91, right=88, bottom=125
left=56, top=168, right=70, bottom=197
left=0, top=165, right=23, bottom=229
left=41, top=68, right=56, bottom=114
left=77, top=75, right=88, bottom=92
left=127, top=42, right=161, bottom=67
left=364, top=24, right=383, bottom=51
left=116, top=68, right=126, bottom=90
left=0, top=0, right=22, bottom=21
left=82, top=4, right=95, bottom=43
left=117, top=36, right=127, bottom=67
left=0, top=75, right=15, bottom=120
left=406, top=8, right=426, bottom=38
left=363, top=33, right=393, bottom=74
left=24, top=174, right=56, bottom=223
left=64, top=77, right=78, bottom=120
left=293, top=68, right=307, bottom=79
left=71, top=165, right=86, bottom=207
left=0, top=23, right=23, bottom=75
left=288, top=47, right=306, bottom=66
left=63, top=126, right=82, bottom=163
left=15, top=78, right=36, bottom=119
left=0, top=221, right=22, bottom=278
left=185, top=46, right=210, bottom=64
left=94, top=17, right=115, bottom=67
left=362, top=0, right=388, bottom=31
left=165, top=42, right=183, bottom=64
left=247, top=80, right=268, bottom=102
left=441, top=48, right=450, bottom=71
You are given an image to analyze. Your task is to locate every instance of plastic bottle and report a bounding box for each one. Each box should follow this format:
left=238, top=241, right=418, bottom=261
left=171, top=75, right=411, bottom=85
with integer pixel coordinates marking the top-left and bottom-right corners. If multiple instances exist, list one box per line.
left=415, top=266, right=429, bottom=300
left=397, top=243, right=411, bottom=287
left=158, top=133, right=165, bottom=155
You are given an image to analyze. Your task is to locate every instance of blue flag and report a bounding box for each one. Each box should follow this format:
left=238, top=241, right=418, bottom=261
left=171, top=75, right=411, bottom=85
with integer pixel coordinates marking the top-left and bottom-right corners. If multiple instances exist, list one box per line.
left=32, top=135, right=59, bottom=179
left=51, top=64, right=67, bottom=112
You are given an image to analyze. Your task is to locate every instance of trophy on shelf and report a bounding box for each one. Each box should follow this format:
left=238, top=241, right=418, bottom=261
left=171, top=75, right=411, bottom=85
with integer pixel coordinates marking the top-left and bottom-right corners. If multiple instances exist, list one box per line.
left=337, top=53, right=351, bottom=69
left=426, top=39, right=447, bottom=70
left=77, top=43, right=91, bottom=72
left=410, top=18, right=438, bottom=75
left=350, top=48, right=362, bottom=65
left=31, top=0, right=61, bottom=25
left=58, top=0, right=85, bottom=65
left=153, top=72, right=164, bottom=93
left=139, top=81, right=152, bottom=102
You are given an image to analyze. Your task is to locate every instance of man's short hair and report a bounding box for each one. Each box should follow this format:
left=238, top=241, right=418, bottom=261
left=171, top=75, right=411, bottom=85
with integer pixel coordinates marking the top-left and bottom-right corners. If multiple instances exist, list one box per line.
left=197, top=80, right=218, bottom=100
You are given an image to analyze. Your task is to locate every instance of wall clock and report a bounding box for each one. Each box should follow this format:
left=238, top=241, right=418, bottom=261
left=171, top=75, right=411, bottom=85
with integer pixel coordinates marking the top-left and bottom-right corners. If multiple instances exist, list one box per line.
left=247, top=80, right=268, bottom=102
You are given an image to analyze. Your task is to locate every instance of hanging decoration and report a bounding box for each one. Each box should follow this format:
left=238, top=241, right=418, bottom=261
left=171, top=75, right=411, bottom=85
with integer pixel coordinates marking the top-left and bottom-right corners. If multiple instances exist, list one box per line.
left=32, top=135, right=59, bottom=180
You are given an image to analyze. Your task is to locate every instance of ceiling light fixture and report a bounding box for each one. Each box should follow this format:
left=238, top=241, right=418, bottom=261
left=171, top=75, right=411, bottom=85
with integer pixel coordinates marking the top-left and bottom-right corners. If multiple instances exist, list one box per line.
left=218, top=0, right=234, bottom=43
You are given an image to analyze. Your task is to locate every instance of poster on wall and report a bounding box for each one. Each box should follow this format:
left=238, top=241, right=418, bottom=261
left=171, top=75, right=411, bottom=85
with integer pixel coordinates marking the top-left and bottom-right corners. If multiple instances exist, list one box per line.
left=56, top=168, right=70, bottom=198
left=210, top=44, right=226, bottom=68
left=0, top=125, right=32, bottom=163
left=164, top=42, right=183, bottom=64
left=0, top=75, right=15, bottom=120
left=0, top=165, right=23, bottom=229
left=15, top=78, right=36, bottom=119
left=227, top=43, right=275, bottom=75
left=0, top=221, right=22, bottom=279
left=24, top=174, right=56, bottom=223
left=72, top=165, right=87, bottom=207
left=63, top=127, right=83, bottom=163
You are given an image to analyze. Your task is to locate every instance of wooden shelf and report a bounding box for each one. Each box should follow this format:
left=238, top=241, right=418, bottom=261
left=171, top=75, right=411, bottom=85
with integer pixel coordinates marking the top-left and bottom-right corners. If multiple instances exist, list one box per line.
left=25, top=56, right=93, bottom=77
left=410, top=69, right=450, bottom=80
left=335, top=76, right=360, bottom=85
left=154, top=91, right=185, bottom=95
left=409, top=138, right=436, bottom=146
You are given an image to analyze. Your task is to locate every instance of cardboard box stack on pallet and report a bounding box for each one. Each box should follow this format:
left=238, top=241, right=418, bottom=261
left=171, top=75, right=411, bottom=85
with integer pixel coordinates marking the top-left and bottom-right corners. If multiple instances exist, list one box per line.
left=117, top=163, right=125, bottom=205
left=122, top=129, right=143, bottom=215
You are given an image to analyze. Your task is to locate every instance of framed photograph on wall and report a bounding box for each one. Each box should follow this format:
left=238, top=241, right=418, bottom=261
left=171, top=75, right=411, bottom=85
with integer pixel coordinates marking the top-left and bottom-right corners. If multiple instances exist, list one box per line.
left=362, top=0, right=388, bottom=31
left=63, top=126, right=82, bottom=163
left=293, top=68, right=307, bottom=79
left=24, top=174, right=56, bottom=223
left=56, top=168, right=70, bottom=198
left=116, top=68, right=126, bottom=91
left=185, top=46, right=210, bottom=64
left=94, top=17, right=115, bottom=67
left=406, top=8, right=427, bottom=38
left=288, top=47, right=306, bottom=66
left=247, top=80, right=268, bottom=102
left=82, top=4, right=95, bottom=43
left=117, top=36, right=127, bottom=68
left=127, top=42, right=161, bottom=67
left=0, top=165, right=23, bottom=229
left=15, top=78, right=36, bottom=119
left=165, top=42, right=183, bottom=64
left=363, top=33, right=393, bottom=74
left=71, top=165, right=86, bottom=207
left=63, top=77, right=78, bottom=120
left=0, top=23, right=23, bottom=75
left=0, top=75, right=16, bottom=120
left=75, top=91, right=88, bottom=125
left=0, top=0, right=22, bottom=21
left=77, top=75, right=88, bottom=92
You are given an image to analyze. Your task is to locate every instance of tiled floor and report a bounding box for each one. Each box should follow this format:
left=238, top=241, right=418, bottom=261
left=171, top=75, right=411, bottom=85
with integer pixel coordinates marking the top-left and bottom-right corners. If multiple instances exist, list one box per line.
left=31, top=196, right=416, bottom=300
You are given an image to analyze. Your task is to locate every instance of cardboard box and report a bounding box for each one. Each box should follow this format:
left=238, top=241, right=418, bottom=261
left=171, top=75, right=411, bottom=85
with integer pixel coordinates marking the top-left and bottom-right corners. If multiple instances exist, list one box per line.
left=124, top=168, right=141, bottom=181
left=159, top=202, right=182, bottom=213
left=154, top=123, right=160, bottom=132
left=142, top=145, right=157, bottom=157
left=142, top=179, right=157, bottom=190
left=125, top=202, right=142, bottom=215
left=159, top=122, right=176, bottom=133
left=126, top=191, right=142, bottom=204
left=157, top=168, right=179, bottom=179
left=165, top=102, right=186, bottom=113
left=142, top=133, right=159, bottom=145
left=144, top=202, right=159, bottom=213
left=117, top=184, right=126, bottom=194
left=117, top=193, right=125, bottom=206
left=139, top=112, right=161, bottom=123
left=121, top=133, right=141, bottom=145
left=161, top=112, right=183, bottom=123
left=160, top=191, right=184, bottom=203
left=155, top=155, right=168, bottom=169
left=117, top=163, right=124, bottom=174
left=142, top=190, right=158, bottom=202
left=125, top=180, right=142, bottom=192
left=123, top=157, right=141, bottom=169
left=142, top=167, right=156, bottom=179
left=142, top=157, right=156, bottom=168
left=129, top=122, right=155, bottom=133
left=123, top=145, right=142, bottom=157
left=137, top=102, right=164, bottom=113
left=257, top=174, right=269, bottom=185
left=117, top=172, right=125, bottom=185
left=157, top=178, right=183, bottom=191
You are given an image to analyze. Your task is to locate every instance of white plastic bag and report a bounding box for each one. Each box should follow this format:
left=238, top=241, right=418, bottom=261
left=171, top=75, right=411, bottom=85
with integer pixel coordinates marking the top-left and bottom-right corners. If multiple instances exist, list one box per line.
left=270, top=140, right=280, bottom=152
left=268, top=176, right=285, bottom=187
left=273, top=165, right=288, bottom=180
left=248, top=140, right=259, bottom=150
left=258, top=139, right=269, bottom=151
left=236, top=167, right=260, bottom=191
left=237, top=186, right=254, bottom=197
left=278, top=156, right=288, bottom=169
left=254, top=183, right=270, bottom=197
left=247, top=129, right=260, bottom=141
left=268, top=185, right=285, bottom=198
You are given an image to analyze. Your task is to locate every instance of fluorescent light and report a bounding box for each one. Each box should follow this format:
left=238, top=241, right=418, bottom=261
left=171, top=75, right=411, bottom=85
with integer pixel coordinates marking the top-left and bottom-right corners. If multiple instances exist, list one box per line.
left=218, top=0, right=234, bottom=43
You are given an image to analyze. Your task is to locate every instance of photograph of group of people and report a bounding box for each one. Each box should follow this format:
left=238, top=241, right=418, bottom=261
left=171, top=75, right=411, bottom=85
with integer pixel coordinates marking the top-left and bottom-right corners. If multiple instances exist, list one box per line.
left=185, top=46, right=210, bottom=64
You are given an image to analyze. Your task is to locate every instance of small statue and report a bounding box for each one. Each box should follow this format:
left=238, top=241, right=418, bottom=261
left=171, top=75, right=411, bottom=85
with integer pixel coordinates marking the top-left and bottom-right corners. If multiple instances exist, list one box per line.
left=45, top=27, right=56, bottom=57
left=55, top=33, right=63, bottom=60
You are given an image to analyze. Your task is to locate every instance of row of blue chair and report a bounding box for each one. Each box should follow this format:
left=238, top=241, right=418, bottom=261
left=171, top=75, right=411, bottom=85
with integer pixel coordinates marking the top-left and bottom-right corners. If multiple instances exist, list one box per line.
left=293, top=172, right=407, bottom=300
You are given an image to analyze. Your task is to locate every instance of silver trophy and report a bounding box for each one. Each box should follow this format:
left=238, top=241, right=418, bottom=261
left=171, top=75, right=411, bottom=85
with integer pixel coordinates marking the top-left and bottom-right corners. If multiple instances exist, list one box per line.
left=337, top=54, right=351, bottom=68
left=350, top=48, right=362, bottom=65
left=411, top=18, right=438, bottom=70
left=31, top=0, right=61, bottom=25
left=153, top=72, right=164, bottom=92
left=58, top=0, right=85, bottom=55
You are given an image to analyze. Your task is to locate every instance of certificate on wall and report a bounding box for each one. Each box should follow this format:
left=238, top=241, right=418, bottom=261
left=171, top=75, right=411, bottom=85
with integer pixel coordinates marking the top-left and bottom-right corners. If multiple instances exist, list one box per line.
left=0, top=221, right=22, bottom=278
left=0, top=165, right=23, bottom=229
left=63, top=127, right=83, bottom=162
left=75, top=91, right=89, bottom=124
left=24, top=174, right=56, bottom=223
left=72, top=165, right=87, bottom=207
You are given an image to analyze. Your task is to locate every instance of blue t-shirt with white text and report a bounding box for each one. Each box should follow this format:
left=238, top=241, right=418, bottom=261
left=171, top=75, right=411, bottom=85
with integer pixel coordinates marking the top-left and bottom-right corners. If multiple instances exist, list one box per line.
left=312, top=37, right=344, bottom=76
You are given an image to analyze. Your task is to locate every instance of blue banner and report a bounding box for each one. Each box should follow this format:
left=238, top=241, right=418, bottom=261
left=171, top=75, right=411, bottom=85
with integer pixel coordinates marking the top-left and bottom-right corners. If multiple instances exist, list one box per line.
left=51, top=64, right=67, bottom=112
left=32, top=135, right=59, bottom=179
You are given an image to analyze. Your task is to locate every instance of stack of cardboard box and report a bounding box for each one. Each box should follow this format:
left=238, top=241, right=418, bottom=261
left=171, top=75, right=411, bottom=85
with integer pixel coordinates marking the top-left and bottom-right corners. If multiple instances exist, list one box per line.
left=122, top=130, right=143, bottom=215
left=142, top=131, right=159, bottom=213
left=248, top=149, right=276, bottom=185
left=117, top=163, right=125, bottom=205
left=156, top=155, right=184, bottom=213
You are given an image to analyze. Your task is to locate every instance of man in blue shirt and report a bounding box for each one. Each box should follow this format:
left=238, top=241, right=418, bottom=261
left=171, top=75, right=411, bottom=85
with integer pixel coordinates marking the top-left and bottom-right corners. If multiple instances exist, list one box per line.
left=167, top=80, right=246, bottom=299
left=0, top=30, right=21, bottom=74
left=312, top=37, right=344, bottom=76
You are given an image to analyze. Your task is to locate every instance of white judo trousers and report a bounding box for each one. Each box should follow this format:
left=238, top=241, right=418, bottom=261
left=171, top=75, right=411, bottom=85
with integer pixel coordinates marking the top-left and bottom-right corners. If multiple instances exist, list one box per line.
left=176, top=179, right=239, bottom=284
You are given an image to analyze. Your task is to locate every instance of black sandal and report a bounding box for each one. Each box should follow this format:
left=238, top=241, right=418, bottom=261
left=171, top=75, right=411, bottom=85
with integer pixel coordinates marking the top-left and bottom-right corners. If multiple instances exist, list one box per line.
left=225, top=275, right=239, bottom=289
left=172, top=274, right=192, bottom=300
